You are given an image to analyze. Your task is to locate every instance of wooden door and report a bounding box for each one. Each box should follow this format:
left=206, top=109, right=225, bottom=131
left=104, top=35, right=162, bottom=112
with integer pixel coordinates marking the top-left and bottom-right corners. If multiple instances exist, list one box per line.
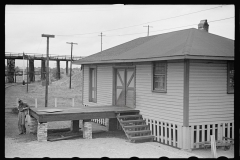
left=115, top=68, right=135, bottom=108
left=116, top=69, right=125, bottom=106
left=125, top=68, right=135, bottom=108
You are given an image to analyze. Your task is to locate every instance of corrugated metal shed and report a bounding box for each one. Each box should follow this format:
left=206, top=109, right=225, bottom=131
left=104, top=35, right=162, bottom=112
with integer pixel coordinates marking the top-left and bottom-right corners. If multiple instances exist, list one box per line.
left=74, top=28, right=234, bottom=65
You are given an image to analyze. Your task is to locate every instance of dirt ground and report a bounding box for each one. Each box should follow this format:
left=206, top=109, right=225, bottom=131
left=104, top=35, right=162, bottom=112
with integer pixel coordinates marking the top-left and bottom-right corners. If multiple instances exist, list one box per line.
left=5, top=72, right=234, bottom=158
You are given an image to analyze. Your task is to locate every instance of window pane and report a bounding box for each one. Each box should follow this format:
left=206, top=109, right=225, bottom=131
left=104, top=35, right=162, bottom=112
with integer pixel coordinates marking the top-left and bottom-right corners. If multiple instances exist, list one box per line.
left=91, top=69, right=95, bottom=87
left=154, top=63, right=166, bottom=74
left=154, top=76, right=165, bottom=90
left=92, top=90, right=95, bottom=99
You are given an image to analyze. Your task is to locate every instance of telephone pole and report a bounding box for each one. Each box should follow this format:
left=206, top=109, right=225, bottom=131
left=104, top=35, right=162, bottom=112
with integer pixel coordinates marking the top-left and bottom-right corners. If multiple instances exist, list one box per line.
left=143, top=25, right=153, bottom=36
left=42, top=34, right=55, bottom=107
left=66, top=42, right=78, bottom=89
left=22, top=52, right=25, bottom=85
left=98, top=32, right=105, bottom=52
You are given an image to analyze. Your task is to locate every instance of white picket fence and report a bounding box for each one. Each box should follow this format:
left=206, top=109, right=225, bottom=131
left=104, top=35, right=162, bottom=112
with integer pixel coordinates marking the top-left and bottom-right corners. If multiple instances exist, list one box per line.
left=91, top=118, right=107, bottom=126
left=143, top=117, right=182, bottom=148
left=190, top=122, right=234, bottom=149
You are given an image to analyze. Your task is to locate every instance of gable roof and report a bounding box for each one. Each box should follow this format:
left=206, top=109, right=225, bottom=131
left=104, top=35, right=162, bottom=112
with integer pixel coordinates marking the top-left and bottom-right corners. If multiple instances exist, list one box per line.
left=74, top=28, right=234, bottom=65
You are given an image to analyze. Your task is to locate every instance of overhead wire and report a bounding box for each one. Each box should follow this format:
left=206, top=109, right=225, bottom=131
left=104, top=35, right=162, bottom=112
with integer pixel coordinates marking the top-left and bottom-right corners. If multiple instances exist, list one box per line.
left=58, top=16, right=235, bottom=38
left=56, top=5, right=227, bottom=37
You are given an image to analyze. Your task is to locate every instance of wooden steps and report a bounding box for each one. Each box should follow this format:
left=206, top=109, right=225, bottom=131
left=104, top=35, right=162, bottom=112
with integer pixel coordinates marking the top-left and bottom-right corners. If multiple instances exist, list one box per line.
left=117, top=112, right=155, bottom=143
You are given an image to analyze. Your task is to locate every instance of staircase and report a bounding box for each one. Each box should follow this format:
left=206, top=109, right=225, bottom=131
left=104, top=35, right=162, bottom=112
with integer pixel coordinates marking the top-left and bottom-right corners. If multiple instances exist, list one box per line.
left=117, top=112, right=155, bottom=143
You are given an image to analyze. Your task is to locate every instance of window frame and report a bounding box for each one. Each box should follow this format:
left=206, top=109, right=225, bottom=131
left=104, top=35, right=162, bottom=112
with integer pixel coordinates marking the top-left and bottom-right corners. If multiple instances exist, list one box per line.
left=227, top=61, right=234, bottom=94
left=89, top=66, right=97, bottom=102
left=152, top=61, right=167, bottom=93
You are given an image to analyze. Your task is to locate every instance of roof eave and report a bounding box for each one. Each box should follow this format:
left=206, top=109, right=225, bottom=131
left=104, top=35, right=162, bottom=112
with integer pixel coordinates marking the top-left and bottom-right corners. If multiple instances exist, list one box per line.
left=72, top=55, right=234, bottom=65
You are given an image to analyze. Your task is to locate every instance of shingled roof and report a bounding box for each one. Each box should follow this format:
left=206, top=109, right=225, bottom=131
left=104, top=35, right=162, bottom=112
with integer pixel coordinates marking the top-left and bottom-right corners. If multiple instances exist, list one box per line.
left=73, top=28, right=234, bottom=65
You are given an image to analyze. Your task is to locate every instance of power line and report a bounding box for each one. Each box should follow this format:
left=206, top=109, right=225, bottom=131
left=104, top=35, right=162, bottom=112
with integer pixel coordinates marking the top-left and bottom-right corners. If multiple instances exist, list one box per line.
left=103, top=16, right=235, bottom=37
left=6, top=5, right=153, bottom=14
left=56, top=5, right=226, bottom=36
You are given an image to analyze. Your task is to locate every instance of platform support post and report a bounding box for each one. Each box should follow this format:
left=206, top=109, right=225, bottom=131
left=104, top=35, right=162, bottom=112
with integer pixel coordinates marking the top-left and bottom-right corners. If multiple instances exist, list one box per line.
left=41, top=59, right=46, bottom=80
left=83, top=119, right=92, bottom=139
left=108, top=118, right=118, bottom=131
left=71, top=120, right=79, bottom=132
left=29, top=59, right=35, bottom=82
left=66, top=61, right=68, bottom=75
left=7, top=59, right=15, bottom=83
left=37, top=122, right=48, bottom=142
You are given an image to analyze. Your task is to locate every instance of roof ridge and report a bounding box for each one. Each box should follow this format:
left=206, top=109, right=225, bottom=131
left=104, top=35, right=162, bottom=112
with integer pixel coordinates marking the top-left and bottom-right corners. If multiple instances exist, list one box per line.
left=182, top=28, right=195, bottom=56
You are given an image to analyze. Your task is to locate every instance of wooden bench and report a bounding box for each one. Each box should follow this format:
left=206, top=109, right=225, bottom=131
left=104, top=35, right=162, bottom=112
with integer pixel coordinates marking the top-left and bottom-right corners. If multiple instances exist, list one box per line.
left=194, top=137, right=234, bottom=151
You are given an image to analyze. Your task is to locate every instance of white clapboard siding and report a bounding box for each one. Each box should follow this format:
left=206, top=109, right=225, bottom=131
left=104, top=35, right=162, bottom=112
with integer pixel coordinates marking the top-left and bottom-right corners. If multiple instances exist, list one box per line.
left=83, top=65, right=113, bottom=106
left=136, top=61, right=184, bottom=125
left=189, top=60, right=234, bottom=125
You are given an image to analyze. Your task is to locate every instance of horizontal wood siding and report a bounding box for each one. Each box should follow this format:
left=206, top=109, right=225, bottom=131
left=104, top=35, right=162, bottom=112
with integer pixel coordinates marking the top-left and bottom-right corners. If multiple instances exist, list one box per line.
left=189, top=60, right=234, bottom=125
left=83, top=65, right=113, bottom=106
left=136, top=61, right=184, bottom=125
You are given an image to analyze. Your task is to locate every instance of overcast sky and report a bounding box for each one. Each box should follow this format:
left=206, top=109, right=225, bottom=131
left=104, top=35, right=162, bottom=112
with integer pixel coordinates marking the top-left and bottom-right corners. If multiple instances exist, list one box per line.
left=5, top=4, right=235, bottom=68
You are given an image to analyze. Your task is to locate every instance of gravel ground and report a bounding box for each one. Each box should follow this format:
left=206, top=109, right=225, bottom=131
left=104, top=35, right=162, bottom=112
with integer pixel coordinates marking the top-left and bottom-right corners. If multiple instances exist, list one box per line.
left=5, top=72, right=234, bottom=158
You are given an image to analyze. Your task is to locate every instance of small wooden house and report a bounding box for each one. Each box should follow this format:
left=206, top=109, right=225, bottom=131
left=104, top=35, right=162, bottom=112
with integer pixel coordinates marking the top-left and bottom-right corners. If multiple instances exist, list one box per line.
left=74, top=20, right=234, bottom=150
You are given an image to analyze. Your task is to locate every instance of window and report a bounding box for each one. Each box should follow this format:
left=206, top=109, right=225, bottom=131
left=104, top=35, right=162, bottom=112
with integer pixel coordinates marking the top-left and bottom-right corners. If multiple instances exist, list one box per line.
left=89, top=67, right=97, bottom=102
left=152, top=62, right=167, bottom=92
left=227, top=61, right=234, bottom=93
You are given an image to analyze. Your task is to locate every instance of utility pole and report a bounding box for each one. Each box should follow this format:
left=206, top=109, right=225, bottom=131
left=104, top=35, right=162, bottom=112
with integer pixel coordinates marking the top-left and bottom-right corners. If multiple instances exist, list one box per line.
left=42, top=34, right=55, bottom=107
left=66, top=42, right=78, bottom=89
left=22, top=52, right=25, bottom=85
left=98, top=32, right=105, bottom=52
left=27, top=55, right=28, bottom=93
left=143, top=25, right=153, bottom=36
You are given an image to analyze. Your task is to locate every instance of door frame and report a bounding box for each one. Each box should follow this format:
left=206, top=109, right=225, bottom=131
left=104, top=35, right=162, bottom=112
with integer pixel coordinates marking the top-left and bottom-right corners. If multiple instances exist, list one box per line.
left=112, top=66, right=136, bottom=107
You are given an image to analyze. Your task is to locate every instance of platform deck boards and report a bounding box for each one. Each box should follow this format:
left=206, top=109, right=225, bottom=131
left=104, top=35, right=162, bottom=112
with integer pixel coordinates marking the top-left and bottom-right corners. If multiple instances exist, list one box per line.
left=29, top=105, right=139, bottom=123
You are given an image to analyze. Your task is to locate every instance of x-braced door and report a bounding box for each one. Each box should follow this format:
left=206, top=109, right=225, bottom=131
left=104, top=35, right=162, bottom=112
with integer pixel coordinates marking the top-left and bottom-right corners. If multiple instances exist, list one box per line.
left=115, top=68, right=135, bottom=108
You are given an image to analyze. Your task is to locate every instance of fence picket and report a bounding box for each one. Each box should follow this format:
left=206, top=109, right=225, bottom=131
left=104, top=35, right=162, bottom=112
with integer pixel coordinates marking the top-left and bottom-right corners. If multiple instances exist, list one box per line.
left=173, top=124, right=176, bottom=147
left=207, top=124, right=210, bottom=142
left=160, top=122, right=163, bottom=143
left=202, top=124, right=205, bottom=143
left=196, top=125, right=199, bottom=148
left=213, top=124, right=215, bottom=140
left=164, top=122, right=167, bottom=144
left=169, top=124, right=172, bottom=146
left=227, top=123, right=230, bottom=142
left=157, top=121, right=160, bottom=142
left=153, top=120, right=156, bottom=140
left=149, top=120, right=152, bottom=134
left=217, top=123, right=222, bottom=141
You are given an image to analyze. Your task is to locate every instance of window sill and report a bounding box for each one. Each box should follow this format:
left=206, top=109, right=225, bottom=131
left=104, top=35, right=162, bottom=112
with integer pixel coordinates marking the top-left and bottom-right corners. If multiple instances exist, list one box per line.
left=227, top=92, right=234, bottom=94
left=152, top=90, right=167, bottom=93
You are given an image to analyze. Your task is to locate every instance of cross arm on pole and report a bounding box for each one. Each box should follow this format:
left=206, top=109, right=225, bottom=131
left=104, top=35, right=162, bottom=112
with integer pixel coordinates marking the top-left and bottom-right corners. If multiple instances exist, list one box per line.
left=42, top=34, right=55, bottom=38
